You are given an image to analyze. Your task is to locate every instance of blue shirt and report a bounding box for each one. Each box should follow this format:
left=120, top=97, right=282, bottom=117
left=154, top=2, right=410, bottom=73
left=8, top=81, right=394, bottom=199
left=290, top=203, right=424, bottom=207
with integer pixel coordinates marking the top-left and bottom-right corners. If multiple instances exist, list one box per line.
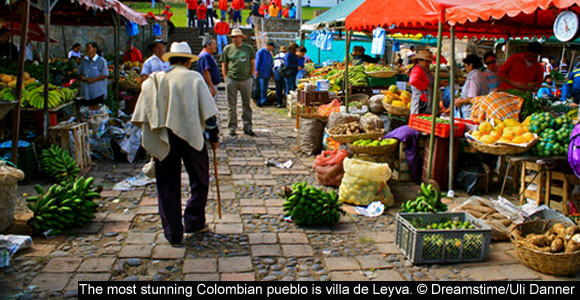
left=198, top=50, right=221, bottom=85
left=79, top=54, right=109, bottom=100
left=289, top=6, right=296, bottom=18
left=255, top=47, right=273, bottom=79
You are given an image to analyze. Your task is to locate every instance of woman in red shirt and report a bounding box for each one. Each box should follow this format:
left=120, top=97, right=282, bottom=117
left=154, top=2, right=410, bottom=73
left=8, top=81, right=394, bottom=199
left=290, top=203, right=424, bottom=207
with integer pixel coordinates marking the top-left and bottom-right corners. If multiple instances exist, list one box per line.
left=259, top=1, right=269, bottom=16
left=409, top=49, right=434, bottom=114
left=219, top=0, right=229, bottom=20
left=197, top=1, right=208, bottom=37
left=231, top=0, right=244, bottom=26
left=281, top=4, right=289, bottom=18
left=162, top=5, right=175, bottom=37
left=186, top=0, right=198, bottom=28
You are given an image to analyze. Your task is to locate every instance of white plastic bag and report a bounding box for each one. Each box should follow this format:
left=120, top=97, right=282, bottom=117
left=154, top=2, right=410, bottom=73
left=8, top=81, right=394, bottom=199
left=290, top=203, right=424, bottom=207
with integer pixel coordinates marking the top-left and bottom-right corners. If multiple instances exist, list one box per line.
left=339, top=158, right=394, bottom=207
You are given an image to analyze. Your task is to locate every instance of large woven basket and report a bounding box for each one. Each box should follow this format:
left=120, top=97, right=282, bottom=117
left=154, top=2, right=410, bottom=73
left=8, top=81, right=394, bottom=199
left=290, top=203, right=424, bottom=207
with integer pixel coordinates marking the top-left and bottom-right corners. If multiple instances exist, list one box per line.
left=383, top=102, right=410, bottom=116
left=347, top=139, right=398, bottom=156
left=327, top=129, right=385, bottom=144
left=510, top=219, right=580, bottom=276
left=365, top=71, right=397, bottom=78
left=466, top=137, right=535, bottom=156
left=0, top=161, right=25, bottom=232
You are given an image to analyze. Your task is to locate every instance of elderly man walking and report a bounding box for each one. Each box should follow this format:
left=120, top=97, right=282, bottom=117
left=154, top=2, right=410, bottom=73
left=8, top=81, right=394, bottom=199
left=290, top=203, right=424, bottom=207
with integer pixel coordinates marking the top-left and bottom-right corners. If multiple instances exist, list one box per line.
left=132, top=42, right=219, bottom=246
left=221, top=28, right=256, bottom=136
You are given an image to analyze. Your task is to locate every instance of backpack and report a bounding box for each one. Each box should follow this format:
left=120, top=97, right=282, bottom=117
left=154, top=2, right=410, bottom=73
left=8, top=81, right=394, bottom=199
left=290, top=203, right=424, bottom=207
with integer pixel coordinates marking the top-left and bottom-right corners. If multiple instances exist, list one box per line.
left=273, top=55, right=291, bottom=78
left=568, top=122, right=580, bottom=178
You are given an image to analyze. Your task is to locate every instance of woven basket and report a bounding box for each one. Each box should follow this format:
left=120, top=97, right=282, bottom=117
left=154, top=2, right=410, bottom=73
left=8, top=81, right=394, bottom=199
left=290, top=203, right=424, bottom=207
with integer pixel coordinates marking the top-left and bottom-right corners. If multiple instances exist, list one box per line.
left=349, top=93, right=370, bottom=105
left=466, top=137, right=535, bottom=156
left=347, top=139, right=398, bottom=156
left=327, top=129, right=385, bottom=144
left=383, top=102, right=410, bottom=116
left=510, top=219, right=580, bottom=276
left=0, top=161, right=24, bottom=232
left=365, top=71, right=397, bottom=78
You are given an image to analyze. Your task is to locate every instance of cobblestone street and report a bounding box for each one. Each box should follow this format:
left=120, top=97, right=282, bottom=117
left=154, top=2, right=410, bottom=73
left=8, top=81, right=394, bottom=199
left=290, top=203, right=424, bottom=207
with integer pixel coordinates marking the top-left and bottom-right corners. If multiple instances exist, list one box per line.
left=2, top=88, right=580, bottom=299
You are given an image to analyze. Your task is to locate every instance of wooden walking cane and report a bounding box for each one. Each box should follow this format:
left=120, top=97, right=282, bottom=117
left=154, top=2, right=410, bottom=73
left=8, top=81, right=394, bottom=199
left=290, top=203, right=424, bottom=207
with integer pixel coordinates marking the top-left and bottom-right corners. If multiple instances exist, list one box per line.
left=212, top=143, right=222, bottom=219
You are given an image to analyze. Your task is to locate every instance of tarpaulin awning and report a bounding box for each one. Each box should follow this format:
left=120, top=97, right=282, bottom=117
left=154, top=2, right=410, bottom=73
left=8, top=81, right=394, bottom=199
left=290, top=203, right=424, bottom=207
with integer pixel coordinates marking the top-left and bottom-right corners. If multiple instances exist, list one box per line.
left=0, top=0, right=157, bottom=27
left=445, top=0, right=580, bottom=38
left=344, top=0, right=560, bottom=38
left=301, top=0, right=366, bottom=31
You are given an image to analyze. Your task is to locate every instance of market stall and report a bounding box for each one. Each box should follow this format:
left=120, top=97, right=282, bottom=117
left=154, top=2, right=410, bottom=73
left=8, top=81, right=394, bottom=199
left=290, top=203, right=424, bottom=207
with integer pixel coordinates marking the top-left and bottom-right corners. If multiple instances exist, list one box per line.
left=315, top=0, right=580, bottom=275
left=0, top=0, right=157, bottom=176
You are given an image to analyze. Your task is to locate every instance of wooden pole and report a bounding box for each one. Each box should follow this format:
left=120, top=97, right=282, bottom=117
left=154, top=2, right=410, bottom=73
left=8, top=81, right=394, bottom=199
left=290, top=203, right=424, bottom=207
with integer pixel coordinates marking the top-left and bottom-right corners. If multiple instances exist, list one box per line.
left=344, top=29, right=351, bottom=108
left=448, top=26, right=456, bottom=193
left=43, top=0, right=51, bottom=137
left=427, top=20, right=443, bottom=180
left=10, top=0, right=30, bottom=165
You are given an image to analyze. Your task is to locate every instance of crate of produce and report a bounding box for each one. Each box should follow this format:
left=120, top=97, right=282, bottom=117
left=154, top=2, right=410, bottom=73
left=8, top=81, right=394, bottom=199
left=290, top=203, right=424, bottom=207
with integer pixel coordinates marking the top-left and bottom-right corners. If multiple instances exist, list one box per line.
left=395, top=212, right=492, bottom=264
left=367, top=76, right=397, bottom=88
left=297, top=89, right=330, bottom=106
left=408, top=114, right=466, bottom=138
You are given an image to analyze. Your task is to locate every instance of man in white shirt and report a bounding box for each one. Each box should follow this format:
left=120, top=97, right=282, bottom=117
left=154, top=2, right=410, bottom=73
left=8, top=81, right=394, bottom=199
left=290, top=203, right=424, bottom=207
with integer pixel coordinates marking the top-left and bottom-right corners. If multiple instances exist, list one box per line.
left=132, top=42, right=219, bottom=246
left=141, top=39, right=171, bottom=81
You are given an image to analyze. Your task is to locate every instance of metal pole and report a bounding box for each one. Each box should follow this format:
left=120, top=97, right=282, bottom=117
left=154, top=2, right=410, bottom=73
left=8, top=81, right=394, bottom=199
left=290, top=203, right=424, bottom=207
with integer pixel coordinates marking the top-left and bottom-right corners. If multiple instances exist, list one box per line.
left=11, top=0, right=30, bottom=165
left=448, top=26, right=456, bottom=194
left=43, top=0, right=51, bottom=137
left=427, top=20, right=443, bottom=180
left=114, top=13, right=120, bottom=111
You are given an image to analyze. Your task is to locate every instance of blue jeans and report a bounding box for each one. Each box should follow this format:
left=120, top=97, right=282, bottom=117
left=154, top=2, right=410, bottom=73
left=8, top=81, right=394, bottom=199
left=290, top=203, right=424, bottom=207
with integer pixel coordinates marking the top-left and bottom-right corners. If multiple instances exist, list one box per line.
left=221, top=10, right=227, bottom=19
left=217, top=34, right=228, bottom=55
left=257, top=77, right=269, bottom=106
left=285, top=75, right=297, bottom=95
left=233, top=10, right=242, bottom=23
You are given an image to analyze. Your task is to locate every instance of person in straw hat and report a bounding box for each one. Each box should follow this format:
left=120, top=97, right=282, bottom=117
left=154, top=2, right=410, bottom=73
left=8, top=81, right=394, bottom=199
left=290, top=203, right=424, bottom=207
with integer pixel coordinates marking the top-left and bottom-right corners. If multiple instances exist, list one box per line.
left=409, top=48, right=435, bottom=114
left=131, top=41, right=220, bottom=246
left=221, top=28, right=256, bottom=136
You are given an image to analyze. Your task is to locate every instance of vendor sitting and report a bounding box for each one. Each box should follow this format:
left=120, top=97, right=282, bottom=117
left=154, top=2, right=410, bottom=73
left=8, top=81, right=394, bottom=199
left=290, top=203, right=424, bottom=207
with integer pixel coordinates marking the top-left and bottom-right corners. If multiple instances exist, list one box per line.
left=351, top=46, right=380, bottom=66
left=537, top=75, right=558, bottom=98
left=123, top=41, right=143, bottom=63
left=453, top=54, right=489, bottom=119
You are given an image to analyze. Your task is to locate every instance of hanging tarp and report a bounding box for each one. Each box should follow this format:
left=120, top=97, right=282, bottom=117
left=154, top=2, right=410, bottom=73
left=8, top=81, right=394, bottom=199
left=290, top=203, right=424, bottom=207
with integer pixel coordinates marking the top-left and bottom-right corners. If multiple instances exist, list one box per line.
left=301, top=0, right=366, bottom=31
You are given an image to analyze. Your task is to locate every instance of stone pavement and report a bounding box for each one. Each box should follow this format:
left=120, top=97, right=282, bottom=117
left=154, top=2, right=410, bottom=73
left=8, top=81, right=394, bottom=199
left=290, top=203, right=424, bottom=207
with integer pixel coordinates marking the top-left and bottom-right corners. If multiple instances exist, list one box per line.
left=2, top=89, right=580, bottom=299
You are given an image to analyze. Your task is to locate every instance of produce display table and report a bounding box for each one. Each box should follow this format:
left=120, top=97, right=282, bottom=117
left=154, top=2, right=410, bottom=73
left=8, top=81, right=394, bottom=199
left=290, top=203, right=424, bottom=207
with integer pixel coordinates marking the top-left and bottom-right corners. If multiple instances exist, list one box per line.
left=0, top=101, right=17, bottom=120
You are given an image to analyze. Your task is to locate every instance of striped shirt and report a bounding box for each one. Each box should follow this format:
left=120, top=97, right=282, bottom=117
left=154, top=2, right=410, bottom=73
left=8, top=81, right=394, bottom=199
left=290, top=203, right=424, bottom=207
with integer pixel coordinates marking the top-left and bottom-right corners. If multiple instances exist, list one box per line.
left=484, top=69, right=500, bottom=92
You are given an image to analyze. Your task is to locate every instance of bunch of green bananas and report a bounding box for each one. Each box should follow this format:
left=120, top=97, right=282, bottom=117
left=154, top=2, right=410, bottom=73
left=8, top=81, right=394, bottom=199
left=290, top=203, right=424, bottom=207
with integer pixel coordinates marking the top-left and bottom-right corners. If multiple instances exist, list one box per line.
left=348, top=65, right=368, bottom=86
left=0, top=87, right=15, bottom=102
left=26, top=177, right=100, bottom=236
left=18, top=82, right=76, bottom=109
left=39, top=144, right=80, bottom=183
left=400, top=181, right=447, bottom=213
left=282, top=182, right=345, bottom=227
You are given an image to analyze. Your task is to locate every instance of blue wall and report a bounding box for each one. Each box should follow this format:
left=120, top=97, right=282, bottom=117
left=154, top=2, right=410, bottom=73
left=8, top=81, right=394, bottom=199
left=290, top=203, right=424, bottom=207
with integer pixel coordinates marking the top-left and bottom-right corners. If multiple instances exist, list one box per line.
left=299, top=39, right=375, bottom=64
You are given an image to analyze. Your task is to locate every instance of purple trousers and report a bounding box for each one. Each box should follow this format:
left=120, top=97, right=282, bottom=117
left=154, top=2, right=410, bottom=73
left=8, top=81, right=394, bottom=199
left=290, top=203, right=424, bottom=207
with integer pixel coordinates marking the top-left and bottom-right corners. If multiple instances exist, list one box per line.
left=154, top=131, right=209, bottom=244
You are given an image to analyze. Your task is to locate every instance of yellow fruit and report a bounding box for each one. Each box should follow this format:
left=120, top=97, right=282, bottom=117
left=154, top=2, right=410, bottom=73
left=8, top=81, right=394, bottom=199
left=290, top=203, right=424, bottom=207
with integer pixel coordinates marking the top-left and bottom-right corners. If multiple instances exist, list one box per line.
left=388, top=85, right=399, bottom=94
left=522, top=132, right=534, bottom=143
left=512, top=136, right=527, bottom=144
left=503, top=118, right=521, bottom=127
left=392, top=100, right=405, bottom=108
left=383, top=94, right=397, bottom=104
left=514, top=126, right=525, bottom=136
left=501, top=131, right=515, bottom=141
left=522, top=115, right=532, bottom=127
left=480, top=135, right=495, bottom=144
left=471, top=131, right=482, bottom=139
left=479, top=121, right=492, bottom=134
left=406, top=102, right=411, bottom=108
left=489, top=130, right=501, bottom=141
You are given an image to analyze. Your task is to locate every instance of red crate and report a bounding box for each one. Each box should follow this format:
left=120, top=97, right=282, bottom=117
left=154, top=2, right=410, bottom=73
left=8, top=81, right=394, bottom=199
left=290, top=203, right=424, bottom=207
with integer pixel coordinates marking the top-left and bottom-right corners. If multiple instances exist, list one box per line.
left=408, top=114, right=465, bottom=138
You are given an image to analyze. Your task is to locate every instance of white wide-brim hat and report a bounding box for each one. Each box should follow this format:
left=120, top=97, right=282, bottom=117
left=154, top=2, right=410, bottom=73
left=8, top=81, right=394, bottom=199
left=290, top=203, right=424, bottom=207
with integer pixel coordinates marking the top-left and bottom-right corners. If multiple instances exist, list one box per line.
left=161, top=41, right=199, bottom=62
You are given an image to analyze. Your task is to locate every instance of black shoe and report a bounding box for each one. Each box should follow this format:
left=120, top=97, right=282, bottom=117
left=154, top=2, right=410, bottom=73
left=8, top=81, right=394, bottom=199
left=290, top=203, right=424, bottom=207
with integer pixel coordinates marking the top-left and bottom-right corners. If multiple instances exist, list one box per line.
left=229, top=129, right=236, bottom=136
left=244, top=129, right=256, bottom=136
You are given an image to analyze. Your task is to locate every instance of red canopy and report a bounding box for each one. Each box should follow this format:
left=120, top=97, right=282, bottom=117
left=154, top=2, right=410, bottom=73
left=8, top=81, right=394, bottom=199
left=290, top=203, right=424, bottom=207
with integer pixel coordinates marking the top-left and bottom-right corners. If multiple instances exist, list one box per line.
left=74, top=0, right=160, bottom=26
left=445, top=0, right=580, bottom=38
left=345, top=0, right=573, bottom=38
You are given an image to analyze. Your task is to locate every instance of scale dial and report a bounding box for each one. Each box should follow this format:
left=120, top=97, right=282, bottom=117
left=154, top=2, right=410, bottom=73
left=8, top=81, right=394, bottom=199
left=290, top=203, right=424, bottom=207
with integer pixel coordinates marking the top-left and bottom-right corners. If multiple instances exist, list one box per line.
left=554, top=11, right=580, bottom=42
